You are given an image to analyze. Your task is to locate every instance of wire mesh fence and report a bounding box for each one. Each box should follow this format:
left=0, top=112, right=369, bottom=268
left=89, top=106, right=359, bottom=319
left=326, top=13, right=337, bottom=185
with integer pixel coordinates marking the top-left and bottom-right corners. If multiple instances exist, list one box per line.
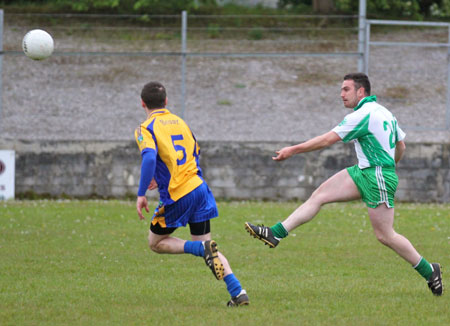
left=1, top=11, right=449, bottom=144
left=3, top=12, right=360, bottom=54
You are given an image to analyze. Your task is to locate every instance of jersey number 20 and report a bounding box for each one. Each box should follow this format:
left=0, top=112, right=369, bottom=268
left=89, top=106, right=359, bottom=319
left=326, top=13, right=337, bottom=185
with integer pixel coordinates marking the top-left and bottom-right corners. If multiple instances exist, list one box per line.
left=383, top=120, right=397, bottom=149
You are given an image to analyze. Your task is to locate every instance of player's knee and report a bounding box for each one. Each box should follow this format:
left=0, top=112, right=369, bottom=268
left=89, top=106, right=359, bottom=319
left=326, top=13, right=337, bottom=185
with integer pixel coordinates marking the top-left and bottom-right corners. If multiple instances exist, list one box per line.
left=148, top=239, right=164, bottom=253
left=375, top=234, right=388, bottom=246
left=374, top=231, right=393, bottom=246
left=309, top=189, right=327, bottom=206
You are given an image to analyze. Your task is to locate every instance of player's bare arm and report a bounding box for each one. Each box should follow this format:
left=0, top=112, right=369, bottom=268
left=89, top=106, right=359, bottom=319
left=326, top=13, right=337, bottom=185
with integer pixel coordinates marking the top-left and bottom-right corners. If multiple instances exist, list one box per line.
left=395, top=140, right=406, bottom=163
left=272, top=131, right=341, bottom=161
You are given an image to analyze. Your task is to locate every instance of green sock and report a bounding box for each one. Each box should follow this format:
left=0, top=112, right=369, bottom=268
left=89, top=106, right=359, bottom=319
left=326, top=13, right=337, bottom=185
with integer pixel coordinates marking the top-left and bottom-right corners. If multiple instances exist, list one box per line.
left=414, top=257, right=433, bottom=280
left=270, top=222, right=288, bottom=239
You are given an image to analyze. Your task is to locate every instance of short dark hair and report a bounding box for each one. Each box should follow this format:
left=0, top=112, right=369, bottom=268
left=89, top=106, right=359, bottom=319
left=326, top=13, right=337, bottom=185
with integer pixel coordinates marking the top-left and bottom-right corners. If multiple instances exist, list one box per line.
left=141, top=82, right=166, bottom=109
left=343, top=73, right=371, bottom=96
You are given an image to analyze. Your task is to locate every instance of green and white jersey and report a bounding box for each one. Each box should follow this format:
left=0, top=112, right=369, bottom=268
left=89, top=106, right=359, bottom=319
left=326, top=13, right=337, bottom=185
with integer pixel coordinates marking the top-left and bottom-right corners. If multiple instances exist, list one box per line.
left=332, top=96, right=405, bottom=169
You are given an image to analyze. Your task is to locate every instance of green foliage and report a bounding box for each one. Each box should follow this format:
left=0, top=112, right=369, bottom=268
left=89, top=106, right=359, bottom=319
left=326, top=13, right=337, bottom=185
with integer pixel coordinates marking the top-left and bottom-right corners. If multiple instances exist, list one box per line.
left=132, top=0, right=196, bottom=14
left=207, top=23, right=221, bottom=39
left=2, top=0, right=450, bottom=19
left=14, top=0, right=216, bottom=14
left=336, top=0, right=422, bottom=19
left=53, top=0, right=123, bottom=12
left=248, top=27, right=264, bottom=40
left=278, top=0, right=450, bottom=19
left=0, top=0, right=283, bottom=15
left=429, top=0, right=450, bottom=17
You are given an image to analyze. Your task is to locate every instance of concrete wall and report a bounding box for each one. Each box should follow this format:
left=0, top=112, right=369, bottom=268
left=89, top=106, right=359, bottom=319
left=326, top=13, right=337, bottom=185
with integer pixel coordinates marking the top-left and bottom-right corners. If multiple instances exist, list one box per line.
left=0, top=139, right=449, bottom=202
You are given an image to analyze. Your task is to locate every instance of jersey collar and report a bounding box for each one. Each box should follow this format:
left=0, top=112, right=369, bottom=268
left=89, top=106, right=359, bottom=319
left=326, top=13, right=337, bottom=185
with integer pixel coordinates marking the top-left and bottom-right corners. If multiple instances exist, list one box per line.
left=353, top=95, right=377, bottom=111
left=148, top=108, right=170, bottom=119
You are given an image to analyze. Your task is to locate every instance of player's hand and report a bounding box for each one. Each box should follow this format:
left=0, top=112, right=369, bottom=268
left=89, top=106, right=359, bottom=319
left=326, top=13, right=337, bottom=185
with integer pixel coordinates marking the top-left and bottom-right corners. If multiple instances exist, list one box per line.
left=136, top=196, right=149, bottom=220
left=272, top=146, right=294, bottom=161
left=148, top=178, right=158, bottom=191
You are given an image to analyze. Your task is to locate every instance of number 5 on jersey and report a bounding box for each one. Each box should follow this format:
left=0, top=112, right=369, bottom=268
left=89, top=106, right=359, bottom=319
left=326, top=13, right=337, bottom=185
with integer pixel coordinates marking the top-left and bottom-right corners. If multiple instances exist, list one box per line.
left=171, top=134, right=187, bottom=165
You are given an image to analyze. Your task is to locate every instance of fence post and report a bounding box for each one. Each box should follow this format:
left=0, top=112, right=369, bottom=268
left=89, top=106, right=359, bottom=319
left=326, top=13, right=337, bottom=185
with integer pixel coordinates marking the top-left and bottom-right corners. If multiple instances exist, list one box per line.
left=0, top=9, right=3, bottom=133
left=447, top=25, right=450, bottom=130
left=181, top=11, right=187, bottom=118
left=358, top=0, right=366, bottom=73
left=364, top=21, right=370, bottom=76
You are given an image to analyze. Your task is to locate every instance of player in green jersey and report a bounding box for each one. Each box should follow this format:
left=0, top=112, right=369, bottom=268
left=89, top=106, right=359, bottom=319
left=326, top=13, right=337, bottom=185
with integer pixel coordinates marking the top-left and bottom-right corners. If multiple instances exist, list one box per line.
left=245, top=73, right=443, bottom=296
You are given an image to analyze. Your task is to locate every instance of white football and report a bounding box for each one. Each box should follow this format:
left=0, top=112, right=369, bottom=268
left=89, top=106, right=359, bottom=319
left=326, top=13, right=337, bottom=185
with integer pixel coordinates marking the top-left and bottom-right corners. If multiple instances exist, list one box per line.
left=22, top=29, right=54, bottom=60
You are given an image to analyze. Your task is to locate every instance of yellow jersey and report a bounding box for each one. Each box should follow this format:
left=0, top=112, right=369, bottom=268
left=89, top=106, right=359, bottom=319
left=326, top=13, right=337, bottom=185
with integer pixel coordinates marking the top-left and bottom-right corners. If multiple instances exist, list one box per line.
left=135, top=108, right=203, bottom=204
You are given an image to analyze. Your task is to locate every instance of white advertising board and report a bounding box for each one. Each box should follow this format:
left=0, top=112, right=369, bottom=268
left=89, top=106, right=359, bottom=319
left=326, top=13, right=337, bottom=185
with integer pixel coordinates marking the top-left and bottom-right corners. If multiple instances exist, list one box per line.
left=0, top=150, right=15, bottom=200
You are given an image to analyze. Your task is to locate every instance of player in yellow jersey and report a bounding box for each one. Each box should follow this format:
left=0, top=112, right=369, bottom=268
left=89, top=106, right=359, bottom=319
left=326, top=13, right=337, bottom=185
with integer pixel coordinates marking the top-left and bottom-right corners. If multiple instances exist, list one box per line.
left=135, top=82, right=249, bottom=307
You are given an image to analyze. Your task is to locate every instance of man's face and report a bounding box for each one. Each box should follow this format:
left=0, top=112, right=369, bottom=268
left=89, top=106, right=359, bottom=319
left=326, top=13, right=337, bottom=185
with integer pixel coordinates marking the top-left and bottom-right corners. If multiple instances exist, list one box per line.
left=341, top=79, right=363, bottom=108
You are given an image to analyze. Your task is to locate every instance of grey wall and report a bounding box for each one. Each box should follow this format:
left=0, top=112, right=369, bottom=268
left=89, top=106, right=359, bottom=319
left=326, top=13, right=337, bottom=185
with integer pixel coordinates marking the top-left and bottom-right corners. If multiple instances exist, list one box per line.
left=0, top=139, right=449, bottom=202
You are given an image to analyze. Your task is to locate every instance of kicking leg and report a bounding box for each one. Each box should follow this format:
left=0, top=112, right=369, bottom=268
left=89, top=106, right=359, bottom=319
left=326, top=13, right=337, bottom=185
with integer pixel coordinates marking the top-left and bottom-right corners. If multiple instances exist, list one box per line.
left=245, top=168, right=360, bottom=247
left=283, top=168, right=361, bottom=231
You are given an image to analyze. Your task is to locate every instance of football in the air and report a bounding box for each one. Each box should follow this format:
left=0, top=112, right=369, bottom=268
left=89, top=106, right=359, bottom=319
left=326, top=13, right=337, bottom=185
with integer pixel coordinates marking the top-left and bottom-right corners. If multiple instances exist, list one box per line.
left=22, top=29, right=54, bottom=60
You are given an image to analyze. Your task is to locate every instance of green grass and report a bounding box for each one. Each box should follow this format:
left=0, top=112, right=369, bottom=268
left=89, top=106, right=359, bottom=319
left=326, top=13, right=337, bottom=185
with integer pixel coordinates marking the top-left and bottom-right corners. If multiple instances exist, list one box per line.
left=1, top=200, right=449, bottom=326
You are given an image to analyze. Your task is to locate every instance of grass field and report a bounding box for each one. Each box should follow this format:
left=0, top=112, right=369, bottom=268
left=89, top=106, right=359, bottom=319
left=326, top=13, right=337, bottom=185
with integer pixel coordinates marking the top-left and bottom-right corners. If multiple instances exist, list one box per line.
left=1, top=200, right=449, bottom=326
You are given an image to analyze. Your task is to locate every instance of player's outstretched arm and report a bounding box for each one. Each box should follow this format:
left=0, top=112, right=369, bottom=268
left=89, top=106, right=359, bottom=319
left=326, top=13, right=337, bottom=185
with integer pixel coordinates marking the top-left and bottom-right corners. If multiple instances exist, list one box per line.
left=272, top=131, right=341, bottom=161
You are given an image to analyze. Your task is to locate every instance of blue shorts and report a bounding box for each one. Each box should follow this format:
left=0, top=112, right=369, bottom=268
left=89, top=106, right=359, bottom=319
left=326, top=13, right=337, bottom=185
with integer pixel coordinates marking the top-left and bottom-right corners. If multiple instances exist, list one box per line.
left=151, top=182, right=218, bottom=229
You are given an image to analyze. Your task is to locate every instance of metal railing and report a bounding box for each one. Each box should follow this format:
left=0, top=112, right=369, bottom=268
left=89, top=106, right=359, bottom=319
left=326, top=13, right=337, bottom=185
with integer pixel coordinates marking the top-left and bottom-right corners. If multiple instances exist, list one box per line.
left=1, top=4, right=450, bottom=132
left=0, top=9, right=361, bottom=125
left=365, top=19, right=450, bottom=130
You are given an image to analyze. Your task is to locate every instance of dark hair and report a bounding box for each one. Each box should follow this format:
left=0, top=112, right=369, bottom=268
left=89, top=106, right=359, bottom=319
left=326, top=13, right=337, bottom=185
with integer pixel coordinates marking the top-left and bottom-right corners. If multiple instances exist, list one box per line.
left=343, top=73, right=371, bottom=96
left=141, top=82, right=166, bottom=109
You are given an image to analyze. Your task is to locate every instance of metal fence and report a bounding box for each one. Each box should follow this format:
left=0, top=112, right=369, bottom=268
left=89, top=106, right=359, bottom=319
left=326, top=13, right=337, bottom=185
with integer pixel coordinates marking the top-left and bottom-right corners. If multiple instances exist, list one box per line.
left=0, top=10, right=362, bottom=116
left=0, top=7, right=449, bottom=144
left=365, top=19, right=450, bottom=130
left=0, top=9, right=365, bottom=142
